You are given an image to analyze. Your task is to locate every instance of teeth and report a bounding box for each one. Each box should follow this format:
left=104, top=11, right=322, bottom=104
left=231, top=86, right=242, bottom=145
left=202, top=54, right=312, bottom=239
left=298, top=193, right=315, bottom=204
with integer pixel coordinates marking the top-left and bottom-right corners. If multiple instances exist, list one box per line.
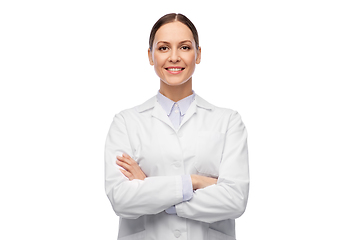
left=167, top=68, right=183, bottom=71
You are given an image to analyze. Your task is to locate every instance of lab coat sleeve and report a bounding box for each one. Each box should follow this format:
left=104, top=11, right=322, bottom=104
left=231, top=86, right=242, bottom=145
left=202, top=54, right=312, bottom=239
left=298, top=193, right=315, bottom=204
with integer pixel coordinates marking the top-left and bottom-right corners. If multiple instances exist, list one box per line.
left=175, top=111, right=249, bottom=224
left=105, top=113, right=184, bottom=219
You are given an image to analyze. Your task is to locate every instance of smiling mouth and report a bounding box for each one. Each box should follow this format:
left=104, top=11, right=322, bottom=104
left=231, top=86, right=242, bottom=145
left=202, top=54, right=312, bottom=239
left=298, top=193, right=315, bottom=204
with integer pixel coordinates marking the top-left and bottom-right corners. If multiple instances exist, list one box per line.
left=165, top=67, right=185, bottom=72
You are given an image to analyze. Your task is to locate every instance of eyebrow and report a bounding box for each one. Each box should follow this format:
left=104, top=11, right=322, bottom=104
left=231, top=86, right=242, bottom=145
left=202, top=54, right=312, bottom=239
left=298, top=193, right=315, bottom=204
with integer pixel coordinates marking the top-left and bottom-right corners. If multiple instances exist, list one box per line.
left=156, top=40, right=193, bottom=45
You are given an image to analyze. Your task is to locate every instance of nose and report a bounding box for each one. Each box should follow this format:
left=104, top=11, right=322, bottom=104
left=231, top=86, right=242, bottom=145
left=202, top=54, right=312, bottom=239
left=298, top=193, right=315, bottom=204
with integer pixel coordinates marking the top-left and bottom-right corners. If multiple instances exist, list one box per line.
left=168, top=49, right=180, bottom=63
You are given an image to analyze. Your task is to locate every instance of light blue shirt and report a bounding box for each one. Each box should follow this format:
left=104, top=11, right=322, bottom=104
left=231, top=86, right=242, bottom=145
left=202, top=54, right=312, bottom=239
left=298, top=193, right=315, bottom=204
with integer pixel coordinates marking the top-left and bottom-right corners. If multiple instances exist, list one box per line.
left=156, top=90, right=195, bottom=214
left=156, top=90, right=196, bottom=130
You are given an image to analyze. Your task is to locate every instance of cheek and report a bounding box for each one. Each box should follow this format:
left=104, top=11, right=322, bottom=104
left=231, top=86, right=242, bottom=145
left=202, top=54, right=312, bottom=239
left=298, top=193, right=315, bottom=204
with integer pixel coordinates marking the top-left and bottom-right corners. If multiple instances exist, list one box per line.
left=153, top=53, right=167, bottom=66
left=184, top=56, right=196, bottom=69
left=182, top=52, right=196, bottom=64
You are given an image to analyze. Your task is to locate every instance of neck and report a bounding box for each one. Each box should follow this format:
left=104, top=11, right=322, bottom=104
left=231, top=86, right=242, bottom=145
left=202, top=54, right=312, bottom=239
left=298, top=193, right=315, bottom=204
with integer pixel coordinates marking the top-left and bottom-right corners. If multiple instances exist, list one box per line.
left=159, top=78, right=193, bottom=102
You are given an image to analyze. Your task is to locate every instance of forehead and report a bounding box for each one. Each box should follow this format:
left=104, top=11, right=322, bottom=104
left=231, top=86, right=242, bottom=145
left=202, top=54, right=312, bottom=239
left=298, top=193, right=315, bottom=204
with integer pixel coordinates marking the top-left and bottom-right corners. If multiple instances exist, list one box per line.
left=154, top=21, right=194, bottom=44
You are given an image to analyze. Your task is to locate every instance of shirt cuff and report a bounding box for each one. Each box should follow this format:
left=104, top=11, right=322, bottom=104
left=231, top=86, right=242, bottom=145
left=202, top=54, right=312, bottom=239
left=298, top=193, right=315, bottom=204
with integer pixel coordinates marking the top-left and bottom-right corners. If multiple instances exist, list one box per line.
left=165, top=205, right=177, bottom=214
left=181, top=174, right=194, bottom=201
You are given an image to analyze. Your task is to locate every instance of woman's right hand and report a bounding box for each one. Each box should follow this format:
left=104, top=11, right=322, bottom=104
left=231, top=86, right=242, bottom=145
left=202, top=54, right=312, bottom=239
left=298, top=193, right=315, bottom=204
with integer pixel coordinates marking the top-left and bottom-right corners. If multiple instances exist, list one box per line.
left=190, top=175, right=218, bottom=190
left=116, top=153, right=147, bottom=180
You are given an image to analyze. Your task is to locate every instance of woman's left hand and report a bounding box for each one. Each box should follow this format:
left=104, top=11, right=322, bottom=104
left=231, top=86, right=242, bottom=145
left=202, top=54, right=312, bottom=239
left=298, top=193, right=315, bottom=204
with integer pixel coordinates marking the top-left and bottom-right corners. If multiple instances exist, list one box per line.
left=116, top=153, right=146, bottom=180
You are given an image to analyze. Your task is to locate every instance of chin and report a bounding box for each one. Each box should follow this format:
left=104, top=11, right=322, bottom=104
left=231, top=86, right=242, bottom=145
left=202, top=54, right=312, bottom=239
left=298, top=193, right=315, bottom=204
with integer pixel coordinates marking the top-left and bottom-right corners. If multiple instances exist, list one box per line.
left=161, top=77, right=191, bottom=86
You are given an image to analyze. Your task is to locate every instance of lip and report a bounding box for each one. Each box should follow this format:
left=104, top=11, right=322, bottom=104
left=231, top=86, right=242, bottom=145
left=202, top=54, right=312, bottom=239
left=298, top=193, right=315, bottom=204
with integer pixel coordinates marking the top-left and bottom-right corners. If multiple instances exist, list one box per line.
left=165, top=66, right=185, bottom=75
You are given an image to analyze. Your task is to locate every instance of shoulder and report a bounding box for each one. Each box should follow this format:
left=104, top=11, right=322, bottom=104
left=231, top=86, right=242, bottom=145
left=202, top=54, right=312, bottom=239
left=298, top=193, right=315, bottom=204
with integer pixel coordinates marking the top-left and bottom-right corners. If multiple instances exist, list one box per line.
left=113, top=95, right=156, bottom=119
left=196, top=94, right=239, bottom=117
left=196, top=94, right=246, bottom=131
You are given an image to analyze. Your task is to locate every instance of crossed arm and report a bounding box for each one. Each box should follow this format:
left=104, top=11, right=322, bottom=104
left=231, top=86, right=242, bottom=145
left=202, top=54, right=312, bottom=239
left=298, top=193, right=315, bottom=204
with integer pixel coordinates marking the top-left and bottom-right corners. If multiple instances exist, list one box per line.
left=116, top=153, right=217, bottom=191
left=106, top=111, right=249, bottom=223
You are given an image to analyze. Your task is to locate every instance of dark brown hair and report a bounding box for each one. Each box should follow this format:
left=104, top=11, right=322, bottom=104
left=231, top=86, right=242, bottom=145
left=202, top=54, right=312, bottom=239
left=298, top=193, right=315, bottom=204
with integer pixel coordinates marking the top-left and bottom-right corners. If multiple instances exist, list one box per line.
left=149, top=13, right=199, bottom=51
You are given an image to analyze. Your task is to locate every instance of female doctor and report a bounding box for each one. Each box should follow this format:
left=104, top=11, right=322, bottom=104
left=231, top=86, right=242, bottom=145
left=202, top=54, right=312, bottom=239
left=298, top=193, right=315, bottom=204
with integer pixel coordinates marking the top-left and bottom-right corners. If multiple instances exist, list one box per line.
left=105, top=13, right=249, bottom=240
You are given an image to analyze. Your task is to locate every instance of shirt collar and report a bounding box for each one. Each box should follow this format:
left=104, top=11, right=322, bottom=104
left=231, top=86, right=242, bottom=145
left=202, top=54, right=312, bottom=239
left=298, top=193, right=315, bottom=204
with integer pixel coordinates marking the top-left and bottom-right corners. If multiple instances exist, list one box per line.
left=156, top=90, right=196, bottom=116
left=136, top=91, right=213, bottom=113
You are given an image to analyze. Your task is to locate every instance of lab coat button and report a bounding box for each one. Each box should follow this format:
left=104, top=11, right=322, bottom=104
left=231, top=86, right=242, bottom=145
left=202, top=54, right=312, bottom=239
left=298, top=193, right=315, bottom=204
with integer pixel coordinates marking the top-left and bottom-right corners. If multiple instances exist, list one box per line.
left=174, top=230, right=181, bottom=238
left=174, top=162, right=181, bottom=168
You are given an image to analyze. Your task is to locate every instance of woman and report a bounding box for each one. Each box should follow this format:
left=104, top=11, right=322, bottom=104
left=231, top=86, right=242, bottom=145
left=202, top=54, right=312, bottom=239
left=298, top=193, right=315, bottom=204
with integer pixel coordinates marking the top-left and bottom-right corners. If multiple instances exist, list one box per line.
left=105, top=13, right=249, bottom=240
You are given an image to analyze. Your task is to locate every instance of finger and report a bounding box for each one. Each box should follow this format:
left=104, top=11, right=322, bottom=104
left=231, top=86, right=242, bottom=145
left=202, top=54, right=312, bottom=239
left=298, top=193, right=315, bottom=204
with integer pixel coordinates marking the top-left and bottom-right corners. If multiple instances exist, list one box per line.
left=120, top=168, right=133, bottom=180
left=122, top=154, right=138, bottom=165
left=122, top=154, right=136, bottom=165
left=117, top=155, right=127, bottom=161
left=119, top=156, right=139, bottom=170
left=121, top=168, right=135, bottom=181
left=116, top=159, right=126, bottom=166
left=117, top=155, right=132, bottom=165
left=116, top=160, right=132, bottom=171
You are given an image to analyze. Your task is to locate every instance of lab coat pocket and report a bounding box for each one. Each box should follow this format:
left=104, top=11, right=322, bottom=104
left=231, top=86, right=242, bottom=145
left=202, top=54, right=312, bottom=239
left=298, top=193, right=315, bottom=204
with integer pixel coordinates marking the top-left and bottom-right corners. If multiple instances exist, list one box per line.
left=118, top=230, right=146, bottom=240
left=208, top=228, right=235, bottom=240
left=194, top=131, right=225, bottom=178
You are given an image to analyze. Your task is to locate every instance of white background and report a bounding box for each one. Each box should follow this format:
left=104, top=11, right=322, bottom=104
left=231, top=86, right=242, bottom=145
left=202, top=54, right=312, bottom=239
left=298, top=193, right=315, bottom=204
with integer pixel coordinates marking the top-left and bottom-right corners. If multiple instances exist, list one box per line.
left=1, top=0, right=359, bottom=239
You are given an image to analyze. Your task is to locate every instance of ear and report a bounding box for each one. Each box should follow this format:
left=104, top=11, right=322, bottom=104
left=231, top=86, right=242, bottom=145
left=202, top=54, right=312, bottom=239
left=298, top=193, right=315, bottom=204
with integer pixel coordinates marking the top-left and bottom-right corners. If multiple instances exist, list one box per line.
left=196, top=46, right=201, bottom=64
left=148, top=48, right=154, bottom=66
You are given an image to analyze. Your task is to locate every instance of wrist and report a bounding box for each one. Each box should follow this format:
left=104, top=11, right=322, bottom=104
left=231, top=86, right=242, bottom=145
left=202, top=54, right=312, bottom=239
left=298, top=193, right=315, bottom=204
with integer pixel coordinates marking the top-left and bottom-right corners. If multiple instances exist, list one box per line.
left=190, top=175, right=198, bottom=190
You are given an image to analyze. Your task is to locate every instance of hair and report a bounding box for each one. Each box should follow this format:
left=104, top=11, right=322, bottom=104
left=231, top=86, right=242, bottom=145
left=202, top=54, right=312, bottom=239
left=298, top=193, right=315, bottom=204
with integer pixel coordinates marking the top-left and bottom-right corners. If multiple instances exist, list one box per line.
left=149, top=13, right=199, bottom=51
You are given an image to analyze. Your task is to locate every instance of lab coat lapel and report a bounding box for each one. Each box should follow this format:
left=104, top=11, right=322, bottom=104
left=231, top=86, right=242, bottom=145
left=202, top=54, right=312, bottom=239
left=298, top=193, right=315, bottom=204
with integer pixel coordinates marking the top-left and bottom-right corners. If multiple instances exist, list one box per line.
left=151, top=100, right=176, bottom=131
left=137, top=93, right=213, bottom=132
left=179, top=94, right=214, bottom=129
left=137, top=95, right=175, bottom=131
left=151, top=97, right=197, bottom=132
left=178, top=100, right=197, bottom=130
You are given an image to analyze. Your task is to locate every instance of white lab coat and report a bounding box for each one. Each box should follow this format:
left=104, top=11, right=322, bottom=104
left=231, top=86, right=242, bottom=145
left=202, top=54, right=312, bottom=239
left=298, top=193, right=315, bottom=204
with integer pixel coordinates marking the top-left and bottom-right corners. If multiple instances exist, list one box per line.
left=105, top=93, right=249, bottom=240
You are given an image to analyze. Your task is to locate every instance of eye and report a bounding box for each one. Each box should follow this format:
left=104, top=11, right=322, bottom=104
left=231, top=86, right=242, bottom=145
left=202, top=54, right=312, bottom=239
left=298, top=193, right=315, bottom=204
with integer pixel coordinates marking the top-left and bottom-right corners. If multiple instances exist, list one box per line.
left=180, top=45, right=191, bottom=50
left=158, top=46, right=169, bottom=51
